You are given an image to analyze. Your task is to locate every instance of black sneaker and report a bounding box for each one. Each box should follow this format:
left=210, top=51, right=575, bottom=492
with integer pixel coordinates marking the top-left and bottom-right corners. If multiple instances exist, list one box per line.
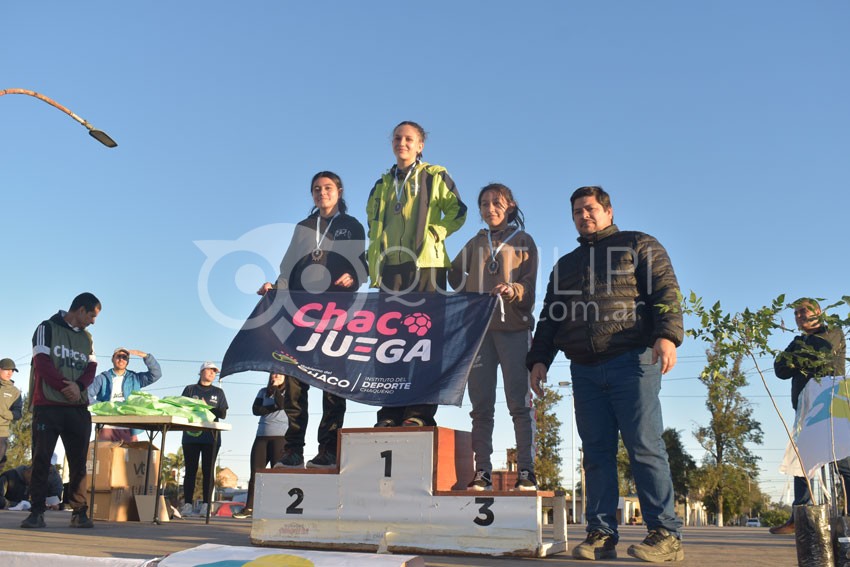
left=232, top=508, right=253, bottom=519
left=401, top=417, right=425, bottom=427
left=374, top=419, right=397, bottom=427
left=20, top=511, right=46, bottom=529
left=514, top=469, right=538, bottom=491
left=70, top=508, right=94, bottom=528
left=306, top=450, right=337, bottom=469
left=572, top=530, right=617, bottom=560
left=467, top=470, right=493, bottom=491
left=272, top=449, right=304, bottom=469
left=627, top=528, right=684, bottom=563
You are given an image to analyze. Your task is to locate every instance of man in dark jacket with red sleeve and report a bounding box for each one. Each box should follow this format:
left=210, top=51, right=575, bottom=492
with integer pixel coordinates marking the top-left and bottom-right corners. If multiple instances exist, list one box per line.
left=22, top=292, right=100, bottom=529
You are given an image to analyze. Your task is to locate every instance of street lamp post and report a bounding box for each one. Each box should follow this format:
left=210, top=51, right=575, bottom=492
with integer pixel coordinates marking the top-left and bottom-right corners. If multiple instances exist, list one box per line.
left=0, top=88, right=117, bottom=147
left=558, top=380, right=579, bottom=524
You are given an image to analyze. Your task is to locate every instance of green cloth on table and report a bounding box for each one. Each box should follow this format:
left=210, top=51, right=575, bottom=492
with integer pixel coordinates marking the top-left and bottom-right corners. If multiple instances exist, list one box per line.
left=90, top=391, right=215, bottom=423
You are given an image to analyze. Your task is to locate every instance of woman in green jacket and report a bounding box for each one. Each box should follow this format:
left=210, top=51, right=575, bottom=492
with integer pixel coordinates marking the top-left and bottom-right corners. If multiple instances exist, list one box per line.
left=366, top=120, right=468, bottom=427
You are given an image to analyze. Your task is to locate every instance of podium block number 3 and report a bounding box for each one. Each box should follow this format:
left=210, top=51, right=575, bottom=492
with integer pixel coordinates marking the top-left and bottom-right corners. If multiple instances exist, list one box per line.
left=474, top=497, right=495, bottom=526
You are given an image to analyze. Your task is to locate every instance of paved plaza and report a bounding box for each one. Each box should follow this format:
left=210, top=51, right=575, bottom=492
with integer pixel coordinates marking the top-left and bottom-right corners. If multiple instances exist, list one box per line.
left=0, top=509, right=798, bottom=566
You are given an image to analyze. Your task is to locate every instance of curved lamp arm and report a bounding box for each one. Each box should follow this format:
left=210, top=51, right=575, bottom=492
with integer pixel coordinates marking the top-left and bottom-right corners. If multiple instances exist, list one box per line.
left=0, top=88, right=117, bottom=148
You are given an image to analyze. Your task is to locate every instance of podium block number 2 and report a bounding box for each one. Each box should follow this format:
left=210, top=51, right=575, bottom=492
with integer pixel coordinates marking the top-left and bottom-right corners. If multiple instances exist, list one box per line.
left=286, top=487, right=304, bottom=515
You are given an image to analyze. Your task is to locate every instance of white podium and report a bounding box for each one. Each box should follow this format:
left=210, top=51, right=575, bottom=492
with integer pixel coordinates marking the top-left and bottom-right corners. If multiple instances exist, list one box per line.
left=251, top=427, right=567, bottom=557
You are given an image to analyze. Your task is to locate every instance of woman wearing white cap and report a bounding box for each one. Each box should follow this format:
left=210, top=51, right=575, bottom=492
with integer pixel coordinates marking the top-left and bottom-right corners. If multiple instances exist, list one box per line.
left=179, top=361, right=228, bottom=517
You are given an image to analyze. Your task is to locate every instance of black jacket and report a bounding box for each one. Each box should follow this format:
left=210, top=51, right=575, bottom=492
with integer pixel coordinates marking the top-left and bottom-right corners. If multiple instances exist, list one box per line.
left=527, top=224, right=683, bottom=367
left=774, top=326, right=846, bottom=410
left=278, top=212, right=367, bottom=292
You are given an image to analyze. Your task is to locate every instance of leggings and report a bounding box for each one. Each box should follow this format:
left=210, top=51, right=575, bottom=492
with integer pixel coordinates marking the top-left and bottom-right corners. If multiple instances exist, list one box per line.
left=182, top=442, right=218, bottom=504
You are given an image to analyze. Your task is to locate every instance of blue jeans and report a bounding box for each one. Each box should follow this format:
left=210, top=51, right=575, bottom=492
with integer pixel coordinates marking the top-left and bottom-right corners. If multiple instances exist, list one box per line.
left=793, top=456, right=850, bottom=506
left=572, top=347, right=682, bottom=539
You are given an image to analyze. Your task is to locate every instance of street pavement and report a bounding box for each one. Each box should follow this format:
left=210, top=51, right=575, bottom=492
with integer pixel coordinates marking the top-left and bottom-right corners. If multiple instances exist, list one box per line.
left=0, top=509, right=798, bottom=566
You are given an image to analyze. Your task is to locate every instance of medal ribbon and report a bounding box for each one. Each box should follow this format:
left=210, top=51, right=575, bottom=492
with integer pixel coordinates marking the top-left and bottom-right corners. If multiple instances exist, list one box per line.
left=486, top=228, right=519, bottom=323
left=392, top=161, right=420, bottom=207
left=486, top=228, right=519, bottom=270
left=315, top=212, right=339, bottom=253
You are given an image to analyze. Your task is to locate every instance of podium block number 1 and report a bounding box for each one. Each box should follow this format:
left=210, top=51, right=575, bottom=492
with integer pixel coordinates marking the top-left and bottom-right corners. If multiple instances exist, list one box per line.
left=381, top=450, right=392, bottom=477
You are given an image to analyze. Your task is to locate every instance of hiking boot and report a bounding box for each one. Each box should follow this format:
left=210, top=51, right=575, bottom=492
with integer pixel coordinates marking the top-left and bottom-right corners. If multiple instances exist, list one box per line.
left=514, top=469, right=538, bottom=491
left=232, top=507, right=253, bottom=519
left=627, top=528, right=684, bottom=562
left=70, top=508, right=94, bottom=528
left=374, top=419, right=397, bottom=427
left=769, top=520, right=795, bottom=535
left=306, top=450, right=337, bottom=469
left=20, top=511, right=46, bottom=529
left=572, top=530, right=617, bottom=560
left=402, top=417, right=425, bottom=427
left=273, top=449, right=304, bottom=469
left=468, top=470, right=493, bottom=491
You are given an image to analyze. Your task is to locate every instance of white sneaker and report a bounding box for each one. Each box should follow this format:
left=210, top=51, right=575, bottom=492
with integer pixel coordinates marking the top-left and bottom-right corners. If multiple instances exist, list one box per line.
left=197, top=503, right=209, bottom=517
left=180, top=503, right=194, bottom=517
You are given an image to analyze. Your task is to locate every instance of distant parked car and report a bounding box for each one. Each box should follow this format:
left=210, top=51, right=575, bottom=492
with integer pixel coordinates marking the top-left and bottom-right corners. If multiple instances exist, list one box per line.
left=212, top=501, right=247, bottom=518
left=746, top=518, right=761, bottom=527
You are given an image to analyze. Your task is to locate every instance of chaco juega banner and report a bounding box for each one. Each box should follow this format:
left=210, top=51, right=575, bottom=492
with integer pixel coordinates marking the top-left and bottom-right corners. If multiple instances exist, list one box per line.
left=220, top=290, right=496, bottom=407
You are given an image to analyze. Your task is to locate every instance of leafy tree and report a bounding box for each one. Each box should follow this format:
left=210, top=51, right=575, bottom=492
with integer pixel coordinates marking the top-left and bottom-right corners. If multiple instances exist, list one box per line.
left=692, top=343, right=763, bottom=525
left=694, top=464, right=753, bottom=523
left=663, top=428, right=696, bottom=504
left=761, top=507, right=790, bottom=528
left=533, top=383, right=564, bottom=490
left=616, top=437, right=634, bottom=496
left=5, top=394, right=32, bottom=468
left=161, top=448, right=185, bottom=504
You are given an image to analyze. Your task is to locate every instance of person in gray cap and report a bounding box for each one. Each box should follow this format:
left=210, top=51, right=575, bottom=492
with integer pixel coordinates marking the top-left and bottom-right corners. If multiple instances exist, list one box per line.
left=180, top=361, right=228, bottom=517
left=88, top=347, right=162, bottom=441
left=0, top=358, right=23, bottom=468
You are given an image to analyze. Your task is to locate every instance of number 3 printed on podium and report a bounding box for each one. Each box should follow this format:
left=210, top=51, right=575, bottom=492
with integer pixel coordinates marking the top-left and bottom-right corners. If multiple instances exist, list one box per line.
left=474, top=497, right=495, bottom=526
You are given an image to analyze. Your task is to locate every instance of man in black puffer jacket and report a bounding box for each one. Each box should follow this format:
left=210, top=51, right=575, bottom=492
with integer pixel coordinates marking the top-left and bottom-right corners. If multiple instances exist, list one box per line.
left=527, top=186, right=684, bottom=563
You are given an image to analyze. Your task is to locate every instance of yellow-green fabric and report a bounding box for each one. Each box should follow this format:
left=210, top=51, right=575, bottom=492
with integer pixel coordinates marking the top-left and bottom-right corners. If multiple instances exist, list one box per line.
left=366, top=161, right=467, bottom=287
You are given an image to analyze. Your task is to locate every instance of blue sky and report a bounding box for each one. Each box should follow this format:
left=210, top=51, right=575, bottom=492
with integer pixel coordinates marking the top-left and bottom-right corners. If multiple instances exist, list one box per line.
left=2, top=1, right=848, bottom=504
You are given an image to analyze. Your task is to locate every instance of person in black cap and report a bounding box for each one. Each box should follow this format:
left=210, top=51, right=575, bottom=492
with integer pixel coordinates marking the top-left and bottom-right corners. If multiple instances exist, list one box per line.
left=0, top=358, right=23, bottom=468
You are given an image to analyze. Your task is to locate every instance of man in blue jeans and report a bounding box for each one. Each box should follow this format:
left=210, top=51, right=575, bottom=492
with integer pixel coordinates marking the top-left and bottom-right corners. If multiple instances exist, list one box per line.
left=527, top=186, right=684, bottom=562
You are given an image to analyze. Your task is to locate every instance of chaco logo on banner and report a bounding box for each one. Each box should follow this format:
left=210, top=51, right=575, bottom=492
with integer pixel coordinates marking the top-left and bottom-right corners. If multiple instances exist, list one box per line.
left=221, top=290, right=496, bottom=407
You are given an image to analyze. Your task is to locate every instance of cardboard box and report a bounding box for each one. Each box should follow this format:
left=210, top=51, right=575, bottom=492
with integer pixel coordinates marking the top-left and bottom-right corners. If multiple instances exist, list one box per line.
left=87, top=441, right=160, bottom=491
left=134, top=494, right=170, bottom=523
left=91, top=488, right=132, bottom=522
left=91, top=489, right=170, bottom=522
